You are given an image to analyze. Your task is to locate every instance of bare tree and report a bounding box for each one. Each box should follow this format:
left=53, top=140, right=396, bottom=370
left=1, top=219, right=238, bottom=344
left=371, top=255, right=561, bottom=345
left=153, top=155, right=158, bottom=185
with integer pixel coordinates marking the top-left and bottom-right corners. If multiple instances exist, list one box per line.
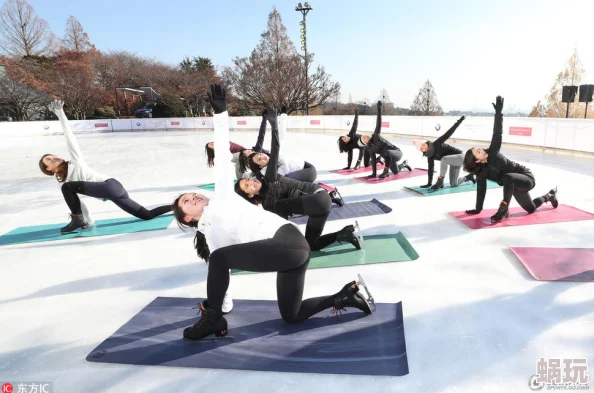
left=409, top=79, right=443, bottom=116
left=0, top=0, right=55, bottom=57
left=0, top=60, right=50, bottom=120
left=62, top=16, right=95, bottom=52
left=224, top=7, right=340, bottom=114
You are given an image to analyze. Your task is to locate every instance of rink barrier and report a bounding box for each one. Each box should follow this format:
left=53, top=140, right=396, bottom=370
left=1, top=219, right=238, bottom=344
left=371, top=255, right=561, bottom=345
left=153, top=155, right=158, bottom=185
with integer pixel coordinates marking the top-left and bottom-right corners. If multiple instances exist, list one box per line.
left=1, top=115, right=593, bottom=156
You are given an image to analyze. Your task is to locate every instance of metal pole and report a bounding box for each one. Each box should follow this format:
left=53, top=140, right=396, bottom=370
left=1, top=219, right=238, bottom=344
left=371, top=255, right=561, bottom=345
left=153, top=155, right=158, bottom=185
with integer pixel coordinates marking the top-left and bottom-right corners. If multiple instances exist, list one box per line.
left=304, top=13, right=308, bottom=115
left=566, top=101, right=570, bottom=118
left=586, top=102, right=589, bottom=119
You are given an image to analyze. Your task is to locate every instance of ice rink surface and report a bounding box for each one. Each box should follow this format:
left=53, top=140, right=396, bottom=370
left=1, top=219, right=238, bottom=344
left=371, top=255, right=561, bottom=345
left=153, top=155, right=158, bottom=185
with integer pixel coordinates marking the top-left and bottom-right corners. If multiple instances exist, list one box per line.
left=1, top=129, right=593, bottom=393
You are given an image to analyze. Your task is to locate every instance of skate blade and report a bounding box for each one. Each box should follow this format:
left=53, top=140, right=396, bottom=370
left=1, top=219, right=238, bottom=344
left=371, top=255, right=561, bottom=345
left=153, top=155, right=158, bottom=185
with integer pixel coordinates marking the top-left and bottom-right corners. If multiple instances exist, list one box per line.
left=356, top=274, right=376, bottom=313
left=198, top=335, right=235, bottom=343
left=354, top=220, right=364, bottom=249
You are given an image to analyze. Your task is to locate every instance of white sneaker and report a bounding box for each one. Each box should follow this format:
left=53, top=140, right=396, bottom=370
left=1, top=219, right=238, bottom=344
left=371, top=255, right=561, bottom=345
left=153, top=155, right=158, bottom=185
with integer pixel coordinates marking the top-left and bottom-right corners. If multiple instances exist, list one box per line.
left=222, top=290, right=233, bottom=314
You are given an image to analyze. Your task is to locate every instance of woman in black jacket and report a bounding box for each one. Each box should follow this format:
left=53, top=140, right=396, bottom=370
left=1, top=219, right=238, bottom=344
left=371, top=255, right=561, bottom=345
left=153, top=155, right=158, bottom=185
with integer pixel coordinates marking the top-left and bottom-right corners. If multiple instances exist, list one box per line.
left=337, top=109, right=382, bottom=170
left=463, top=96, right=558, bottom=222
left=235, top=108, right=360, bottom=251
left=413, top=116, right=475, bottom=190
left=359, top=101, right=411, bottom=178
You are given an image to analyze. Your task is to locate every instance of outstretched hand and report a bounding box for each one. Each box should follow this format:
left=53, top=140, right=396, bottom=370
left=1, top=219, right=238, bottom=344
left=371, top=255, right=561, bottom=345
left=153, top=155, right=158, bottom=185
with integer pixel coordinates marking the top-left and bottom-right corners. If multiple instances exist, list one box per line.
left=280, top=105, right=288, bottom=115
left=492, top=96, right=504, bottom=113
left=207, top=84, right=227, bottom=114
left=459, top=115, right=466, bottom=122
left=48, top=100, right=64, bottom=115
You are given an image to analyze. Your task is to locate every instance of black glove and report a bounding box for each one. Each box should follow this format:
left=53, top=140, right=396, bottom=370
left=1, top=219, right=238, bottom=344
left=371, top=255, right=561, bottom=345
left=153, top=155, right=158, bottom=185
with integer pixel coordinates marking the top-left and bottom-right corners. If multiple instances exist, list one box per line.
left=465, top=209, right=481, bottom=215
left=377, top=100, right=382, bottom=110
left=207, top=84, right=227, bottom=114
left=420, top=184, right=431, bottom=188
left=263, top=108, right=278, bottom=128
left=459, top=115, right=466, bottom=122
left=353, top=160, right=361, bottom=170
left=280, top=105, right=288, bottom=114
left=492, top=96, right=504, bottom=114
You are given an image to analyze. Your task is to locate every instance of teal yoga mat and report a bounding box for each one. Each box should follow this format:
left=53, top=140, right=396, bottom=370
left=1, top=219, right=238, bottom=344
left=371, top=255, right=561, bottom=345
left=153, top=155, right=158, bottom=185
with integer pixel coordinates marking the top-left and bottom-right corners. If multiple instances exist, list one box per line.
left=232, top=232, right=418, bottom=275
left=405, top=180, right=500, bottom=196
left=0, top=215, right=174, bottom=246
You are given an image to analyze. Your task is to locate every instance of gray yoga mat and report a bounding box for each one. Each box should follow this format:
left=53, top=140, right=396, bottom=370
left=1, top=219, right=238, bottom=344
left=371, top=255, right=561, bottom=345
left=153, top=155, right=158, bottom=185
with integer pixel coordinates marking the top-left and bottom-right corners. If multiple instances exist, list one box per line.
left=86, top=297, right=409, bottom=376
left=289, top=199, right=392, bottom=225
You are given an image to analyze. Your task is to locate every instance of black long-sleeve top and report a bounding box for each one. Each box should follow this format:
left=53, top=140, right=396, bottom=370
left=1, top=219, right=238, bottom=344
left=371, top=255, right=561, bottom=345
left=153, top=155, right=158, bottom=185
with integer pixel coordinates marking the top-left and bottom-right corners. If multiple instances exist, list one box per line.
left=259, top=115, right=320, bottom=215
left=367, top=106, right=398, bottom=170
left=474, top=112, right=533, bottom=211
left=424, top=117, right=464, bottom=184
left=343, top=112, right=366, bottom=167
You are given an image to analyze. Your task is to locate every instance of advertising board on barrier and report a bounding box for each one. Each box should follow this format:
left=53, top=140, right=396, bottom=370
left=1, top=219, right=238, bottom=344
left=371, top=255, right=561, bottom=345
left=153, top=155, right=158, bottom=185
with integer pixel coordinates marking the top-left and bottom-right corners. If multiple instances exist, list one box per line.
left=510, top=126, right=532, bottom=136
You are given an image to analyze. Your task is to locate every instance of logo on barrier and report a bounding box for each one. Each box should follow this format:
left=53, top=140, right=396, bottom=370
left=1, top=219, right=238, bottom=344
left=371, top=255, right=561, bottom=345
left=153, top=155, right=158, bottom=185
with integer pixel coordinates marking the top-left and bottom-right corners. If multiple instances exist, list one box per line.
left=310, top=120, right=320, bottom=125
left=381, top=121, right=390, bottom=128
left=347, top=120, right=351, bottom=126
left=43, top=125, right=49, bottom=130
left=509, top=126, right=532, bottom=136
left=2, top=383, right=12, bottom=393
left=94, top=123, right=108, bottom=128
left=202, top=120, right=205, bottom=125
left=170, top=121, right=180, bottom=126
left=237, top=120, right=247, bottom=125
left=435, top=124, right=441, bottom=131
left=136, top=122, right=141, bottom=127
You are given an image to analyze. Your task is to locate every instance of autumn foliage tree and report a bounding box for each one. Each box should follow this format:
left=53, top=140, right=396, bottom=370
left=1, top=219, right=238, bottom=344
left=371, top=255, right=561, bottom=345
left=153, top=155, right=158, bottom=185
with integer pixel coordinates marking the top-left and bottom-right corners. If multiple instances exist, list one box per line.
left=529, top=49, right=593, bottom=119
left=0, top=0, right=55, bottom=57
left=409, top=80, right=443, bottom=116
left=62, top=16, right=95, bottom=52
left=224, top=7, right=340, bottom=114
left=0, top=58, right=51, bottom=120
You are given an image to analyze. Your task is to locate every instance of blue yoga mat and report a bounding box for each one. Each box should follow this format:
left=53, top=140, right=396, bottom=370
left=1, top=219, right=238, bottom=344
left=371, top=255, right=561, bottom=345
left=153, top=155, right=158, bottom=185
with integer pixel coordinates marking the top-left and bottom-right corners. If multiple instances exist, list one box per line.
left=86, top=297, right=409, bottom=376
left=0, top=215, right=174, bottom=246
left=289, top=199, right=392, bottom=225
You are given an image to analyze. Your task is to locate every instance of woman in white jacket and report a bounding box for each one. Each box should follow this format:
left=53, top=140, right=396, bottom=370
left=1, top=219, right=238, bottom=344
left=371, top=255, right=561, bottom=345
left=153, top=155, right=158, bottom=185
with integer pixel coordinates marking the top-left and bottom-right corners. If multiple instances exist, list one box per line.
left=172, top=85, right=373, bottom=341
left=38, top=100, right=172, bottom=233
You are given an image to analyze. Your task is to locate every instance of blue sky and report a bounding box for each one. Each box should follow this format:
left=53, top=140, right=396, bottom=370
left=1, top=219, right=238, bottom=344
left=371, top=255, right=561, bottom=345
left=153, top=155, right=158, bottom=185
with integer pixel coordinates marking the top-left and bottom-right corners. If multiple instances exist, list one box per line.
left=27, top=0, right=594, bottom=112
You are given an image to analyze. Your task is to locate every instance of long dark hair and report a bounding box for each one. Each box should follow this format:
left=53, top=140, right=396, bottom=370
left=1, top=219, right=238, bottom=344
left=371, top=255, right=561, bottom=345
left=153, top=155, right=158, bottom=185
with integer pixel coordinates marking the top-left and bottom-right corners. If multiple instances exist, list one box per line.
left=238, top=150, right=251, bottom=174
left=39, top=154, right=69, bottom=183
left=463, top=149, right=481, bottom=175
left=234, top=179, right=261, bottom=205
left=337, top=137, right=349, bottom=153
left=247, top=151, right=270, bottom=175
left=205, top=143, right=215, bottom=167
left=172, top=194, right=211, bottom=263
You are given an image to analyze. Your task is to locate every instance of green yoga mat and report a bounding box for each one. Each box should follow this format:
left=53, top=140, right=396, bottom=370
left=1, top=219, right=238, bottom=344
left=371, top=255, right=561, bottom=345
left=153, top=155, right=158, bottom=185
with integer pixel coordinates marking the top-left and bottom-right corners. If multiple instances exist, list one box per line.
left=197, top=181, right=238, bottom=191
left=231, top=232, right=418, bottom=275
left=405, top=180, right=500, bottom=196
left=0, top=215, right=174, bottom=246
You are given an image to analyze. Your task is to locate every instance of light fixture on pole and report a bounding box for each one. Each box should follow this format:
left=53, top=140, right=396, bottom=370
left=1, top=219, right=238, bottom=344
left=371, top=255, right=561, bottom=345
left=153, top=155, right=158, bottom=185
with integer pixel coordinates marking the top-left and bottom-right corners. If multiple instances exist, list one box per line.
left=295, top=2, right=312, bottom=115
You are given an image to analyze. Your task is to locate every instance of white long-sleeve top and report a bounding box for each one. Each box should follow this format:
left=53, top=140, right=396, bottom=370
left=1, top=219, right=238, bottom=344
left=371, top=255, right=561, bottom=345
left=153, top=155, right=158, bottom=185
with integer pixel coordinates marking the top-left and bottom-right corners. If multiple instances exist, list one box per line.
left=196, top=111, right=295, bottom=254
left=56, top=110, right=109, bottom=183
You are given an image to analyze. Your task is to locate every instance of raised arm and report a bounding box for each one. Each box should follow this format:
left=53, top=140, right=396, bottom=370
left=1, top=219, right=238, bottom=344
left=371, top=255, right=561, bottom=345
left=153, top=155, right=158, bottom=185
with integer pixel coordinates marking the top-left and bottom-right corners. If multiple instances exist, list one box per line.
left=348, top=109, right=359, bottom=138
left=489, top=96, right=504, bottom=154
left=209, top=85, right=234, bottom=197
left=253, top=112, right=267, bottom=152
left=474, top=179, right=487, bottom=212
left=48, top=100, right=85, bottom=164
left=373, top=101, right=382, bottom=137
left=435, top=116, right=465, bottom=145
left=264, top=108, right=280, bottom=183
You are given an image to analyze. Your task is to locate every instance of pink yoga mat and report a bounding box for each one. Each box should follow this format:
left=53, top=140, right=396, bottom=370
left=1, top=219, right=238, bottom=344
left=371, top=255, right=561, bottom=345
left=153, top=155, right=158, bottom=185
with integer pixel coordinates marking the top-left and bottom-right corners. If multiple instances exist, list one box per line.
left=355, top=169, right=428, bottom=184
left=510, top=247, right=594, bottom=282
left=330, top=164, right=384, bottom=175
left=449, top=204, right=594, bottom=230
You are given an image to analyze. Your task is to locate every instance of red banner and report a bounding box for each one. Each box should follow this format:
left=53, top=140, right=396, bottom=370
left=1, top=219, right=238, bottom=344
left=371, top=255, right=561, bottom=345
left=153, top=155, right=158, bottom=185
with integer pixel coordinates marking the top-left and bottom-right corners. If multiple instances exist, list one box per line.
left=170, top=121, right=180, bottom=126
left=94, top=123, right=108, bottom=128
left=237, top=120, right=247, bottom=125
left=310, top=120, right=321, bottom=125
left=509, top=126, right=532, bottom=136
left=381, top=121, right=390, bottom=128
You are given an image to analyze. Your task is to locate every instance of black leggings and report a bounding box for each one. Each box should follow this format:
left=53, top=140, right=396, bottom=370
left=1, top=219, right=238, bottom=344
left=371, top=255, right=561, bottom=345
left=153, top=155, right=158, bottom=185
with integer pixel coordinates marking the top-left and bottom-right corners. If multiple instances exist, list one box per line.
left=286, top=161, right=317, bottom=183
left=501, top=173, right=546, bottom=213
left=61, top=178, right=172, bottom=220
left=207, top=224, right=336, bottom=323
left=383, top=149, right=403, bottom=174
left=272, top=190, right=337, bottom=251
